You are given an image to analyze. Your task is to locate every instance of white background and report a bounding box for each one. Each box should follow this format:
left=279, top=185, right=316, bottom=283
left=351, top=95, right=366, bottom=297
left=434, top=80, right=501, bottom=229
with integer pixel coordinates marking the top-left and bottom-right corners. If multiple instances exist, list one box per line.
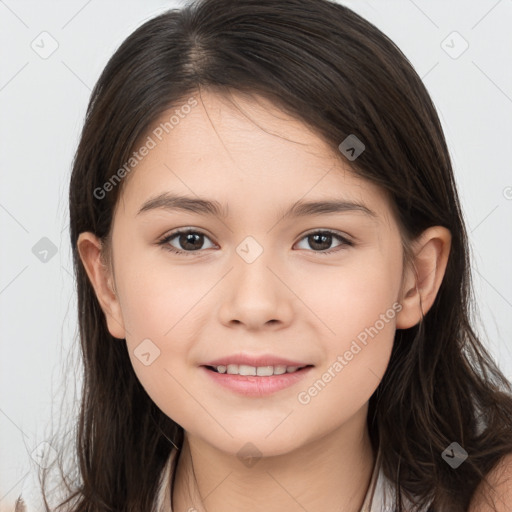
left=1, top=0, right=511, bottom=509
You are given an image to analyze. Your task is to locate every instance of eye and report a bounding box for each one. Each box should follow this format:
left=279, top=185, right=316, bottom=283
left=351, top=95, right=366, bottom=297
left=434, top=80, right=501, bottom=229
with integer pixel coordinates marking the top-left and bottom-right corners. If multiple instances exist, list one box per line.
left=157, top=228, right=353, bottom=256
left=294, top=230, right=353, bottom=254
left=157, top=229, right=216, bottom=255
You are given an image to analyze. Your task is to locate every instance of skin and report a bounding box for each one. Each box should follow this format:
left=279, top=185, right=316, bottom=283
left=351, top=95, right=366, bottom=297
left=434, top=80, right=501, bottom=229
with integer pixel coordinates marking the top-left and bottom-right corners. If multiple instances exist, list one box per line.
left=77, top=89, right=452, bottom=512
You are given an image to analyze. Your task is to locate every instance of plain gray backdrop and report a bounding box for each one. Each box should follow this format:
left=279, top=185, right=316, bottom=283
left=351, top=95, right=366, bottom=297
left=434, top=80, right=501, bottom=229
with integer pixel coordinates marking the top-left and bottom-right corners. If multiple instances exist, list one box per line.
left=1, top=0, right=511, bottom=509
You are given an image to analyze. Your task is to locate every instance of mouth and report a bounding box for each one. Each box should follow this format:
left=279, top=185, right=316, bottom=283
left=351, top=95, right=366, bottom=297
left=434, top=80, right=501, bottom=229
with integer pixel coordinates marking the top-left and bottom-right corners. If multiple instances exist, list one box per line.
left=203, top=364, right=314, bottom=376
left=200, top=364, right=315, bottom=397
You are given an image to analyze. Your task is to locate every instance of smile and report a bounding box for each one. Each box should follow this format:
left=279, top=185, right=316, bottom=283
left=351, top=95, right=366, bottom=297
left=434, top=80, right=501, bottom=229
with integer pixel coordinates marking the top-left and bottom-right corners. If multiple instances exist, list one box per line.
left=201, top=364, right=314, bottom=397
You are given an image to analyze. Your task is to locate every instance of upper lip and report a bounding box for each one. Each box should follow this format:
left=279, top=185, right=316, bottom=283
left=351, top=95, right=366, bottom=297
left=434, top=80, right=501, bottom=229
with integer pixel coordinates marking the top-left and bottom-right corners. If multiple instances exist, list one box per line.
left=202, top=354, right=312, bottom=368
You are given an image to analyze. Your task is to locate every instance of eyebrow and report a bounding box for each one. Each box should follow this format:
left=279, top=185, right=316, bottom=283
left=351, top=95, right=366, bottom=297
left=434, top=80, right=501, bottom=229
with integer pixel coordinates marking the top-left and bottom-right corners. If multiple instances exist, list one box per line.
left=136, top=192, right=378, bottom=220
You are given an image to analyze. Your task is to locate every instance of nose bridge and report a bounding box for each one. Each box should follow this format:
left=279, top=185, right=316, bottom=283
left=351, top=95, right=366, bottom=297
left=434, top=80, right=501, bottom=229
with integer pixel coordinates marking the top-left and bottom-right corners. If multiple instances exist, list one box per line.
left=217, top=234, right=292, bottom=327
left=233, top=234, right=277, bottom=297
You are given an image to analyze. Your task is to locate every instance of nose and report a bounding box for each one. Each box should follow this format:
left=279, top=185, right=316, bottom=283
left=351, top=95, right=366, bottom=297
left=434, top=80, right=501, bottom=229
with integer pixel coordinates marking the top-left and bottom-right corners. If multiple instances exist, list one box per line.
left=217, top=246, right=294, bottom=330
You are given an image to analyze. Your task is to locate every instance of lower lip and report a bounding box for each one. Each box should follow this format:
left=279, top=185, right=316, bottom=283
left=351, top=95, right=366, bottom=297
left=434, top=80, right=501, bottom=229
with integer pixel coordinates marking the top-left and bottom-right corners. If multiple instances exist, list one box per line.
left=201, top=365, right=314, bottom=397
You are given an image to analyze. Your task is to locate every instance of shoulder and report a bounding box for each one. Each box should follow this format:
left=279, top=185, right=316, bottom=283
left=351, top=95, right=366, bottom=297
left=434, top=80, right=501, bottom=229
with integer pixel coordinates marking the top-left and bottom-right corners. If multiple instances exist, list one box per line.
left=468, top=453, right=512, bottom=511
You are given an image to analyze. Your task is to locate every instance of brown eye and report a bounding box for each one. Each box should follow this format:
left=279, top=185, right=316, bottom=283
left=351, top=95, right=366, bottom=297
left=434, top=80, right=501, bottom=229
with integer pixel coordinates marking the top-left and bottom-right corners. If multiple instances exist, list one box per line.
left=295, top=230, right=353, bottom=254
left=158, top=229, right=215, bottom=255
left=176, top=232, right=204, bottom=251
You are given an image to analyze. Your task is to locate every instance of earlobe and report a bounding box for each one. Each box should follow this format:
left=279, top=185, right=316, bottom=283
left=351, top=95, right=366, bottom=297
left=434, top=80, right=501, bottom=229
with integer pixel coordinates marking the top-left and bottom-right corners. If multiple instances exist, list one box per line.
left=396, top=226, right=452, bottom=330
left=76, top=232, right=126, bottom=339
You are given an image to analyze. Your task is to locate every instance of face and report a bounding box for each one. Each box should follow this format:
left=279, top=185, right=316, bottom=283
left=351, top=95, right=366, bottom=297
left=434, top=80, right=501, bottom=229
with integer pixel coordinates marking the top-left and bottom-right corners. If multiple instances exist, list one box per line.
left=84, top=90, right=409, bottom=457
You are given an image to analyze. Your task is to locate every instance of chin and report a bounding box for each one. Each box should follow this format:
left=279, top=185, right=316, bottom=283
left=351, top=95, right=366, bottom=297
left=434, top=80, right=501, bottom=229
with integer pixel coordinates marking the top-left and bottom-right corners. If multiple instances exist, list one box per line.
left=198, top=430, right=306, bottom=461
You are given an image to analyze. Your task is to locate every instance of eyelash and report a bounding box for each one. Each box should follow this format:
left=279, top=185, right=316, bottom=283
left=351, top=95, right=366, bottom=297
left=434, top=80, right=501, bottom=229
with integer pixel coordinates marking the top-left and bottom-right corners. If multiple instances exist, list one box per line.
left=157, top=228, right=354, bottom=256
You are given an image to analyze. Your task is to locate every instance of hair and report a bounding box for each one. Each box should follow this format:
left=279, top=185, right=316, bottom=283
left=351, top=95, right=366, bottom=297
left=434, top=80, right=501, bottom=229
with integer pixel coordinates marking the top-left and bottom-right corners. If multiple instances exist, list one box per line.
left=38, top=0, right=512, bottom=510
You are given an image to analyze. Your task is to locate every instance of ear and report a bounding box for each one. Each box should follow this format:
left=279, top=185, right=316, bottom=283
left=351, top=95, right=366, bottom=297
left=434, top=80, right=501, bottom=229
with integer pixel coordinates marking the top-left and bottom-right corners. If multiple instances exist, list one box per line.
left=76, top=232, right=126, bottom=339
left=396, top=226, right=452, bottom=329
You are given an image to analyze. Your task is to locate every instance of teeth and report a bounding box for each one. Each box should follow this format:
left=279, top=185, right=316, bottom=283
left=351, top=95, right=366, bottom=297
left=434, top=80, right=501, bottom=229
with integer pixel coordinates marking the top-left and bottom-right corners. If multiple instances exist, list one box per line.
left=273, top=365, right=287, bottom=375
left=257, top=366, right=274, bottom=376
left=226, top=364, right=239, bottom=375
left=240, top=364, right=257, bottom=376
left=214, top=364, right=304, bottom=376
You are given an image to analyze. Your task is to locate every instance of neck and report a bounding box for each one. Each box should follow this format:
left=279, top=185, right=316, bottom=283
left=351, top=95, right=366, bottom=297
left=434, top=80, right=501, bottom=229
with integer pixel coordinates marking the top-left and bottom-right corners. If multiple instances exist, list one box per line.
left=171, top=407, right=376, bottom=512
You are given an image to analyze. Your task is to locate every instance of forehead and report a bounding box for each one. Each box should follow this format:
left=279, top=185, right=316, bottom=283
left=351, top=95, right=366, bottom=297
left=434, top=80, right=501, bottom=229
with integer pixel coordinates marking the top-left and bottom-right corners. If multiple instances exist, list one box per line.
left=115, top=90, right=394, bottom=223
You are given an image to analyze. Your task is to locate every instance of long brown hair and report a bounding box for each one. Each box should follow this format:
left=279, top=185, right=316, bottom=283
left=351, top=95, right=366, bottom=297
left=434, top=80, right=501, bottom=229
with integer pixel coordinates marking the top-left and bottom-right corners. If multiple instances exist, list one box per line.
left=39, top=0, right=512, bottom=510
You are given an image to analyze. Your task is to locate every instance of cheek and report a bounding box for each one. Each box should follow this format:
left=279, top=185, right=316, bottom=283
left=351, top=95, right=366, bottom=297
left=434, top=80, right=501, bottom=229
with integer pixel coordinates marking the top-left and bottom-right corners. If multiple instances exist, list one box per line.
left=296, top=294, right=397, bottom=427
left=294, top=250, right=400, bottom=406
left=117, top=248, right=211, bottom=340
left=300, top=248, right=401, bottom=341
left=113, top=255, right=203, bottom=409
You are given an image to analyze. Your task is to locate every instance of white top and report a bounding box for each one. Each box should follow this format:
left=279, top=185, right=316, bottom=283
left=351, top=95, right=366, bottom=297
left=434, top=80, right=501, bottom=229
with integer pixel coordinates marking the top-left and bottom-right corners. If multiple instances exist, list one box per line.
left=154, top=445, right=431, bottom=511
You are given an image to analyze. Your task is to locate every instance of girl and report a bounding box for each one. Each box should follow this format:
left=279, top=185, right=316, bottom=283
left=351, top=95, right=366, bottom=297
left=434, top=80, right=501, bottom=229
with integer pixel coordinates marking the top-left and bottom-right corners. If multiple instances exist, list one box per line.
left=38, top=0, right=512, bottom=510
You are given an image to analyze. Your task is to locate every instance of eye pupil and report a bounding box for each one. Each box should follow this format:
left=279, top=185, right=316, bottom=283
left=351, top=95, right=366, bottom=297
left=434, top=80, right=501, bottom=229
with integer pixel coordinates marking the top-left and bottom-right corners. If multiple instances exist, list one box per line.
left=310, top=233, right=332, bottom=251
left=180, top=232, right=203, bottom=250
